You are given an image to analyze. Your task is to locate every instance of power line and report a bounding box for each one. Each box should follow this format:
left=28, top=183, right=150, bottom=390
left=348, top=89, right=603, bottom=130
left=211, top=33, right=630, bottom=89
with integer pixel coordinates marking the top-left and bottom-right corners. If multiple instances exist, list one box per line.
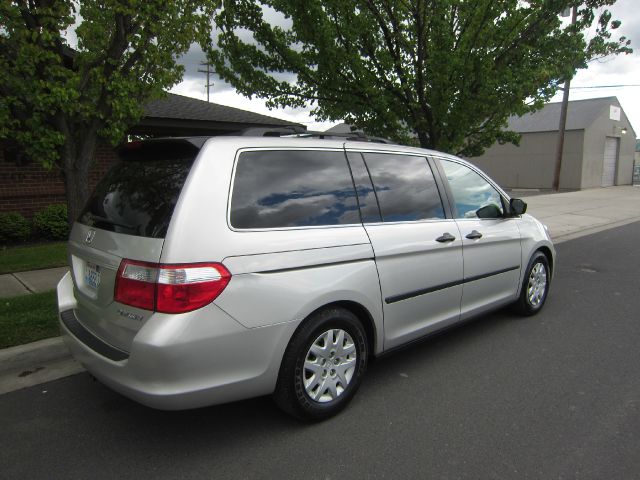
left=571, top=84, right=640, bottom=89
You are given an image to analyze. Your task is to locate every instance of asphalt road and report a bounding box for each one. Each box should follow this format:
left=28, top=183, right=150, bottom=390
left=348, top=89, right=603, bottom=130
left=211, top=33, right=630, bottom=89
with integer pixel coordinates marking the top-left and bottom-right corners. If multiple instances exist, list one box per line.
left=2, top=222, right=639, bottom=479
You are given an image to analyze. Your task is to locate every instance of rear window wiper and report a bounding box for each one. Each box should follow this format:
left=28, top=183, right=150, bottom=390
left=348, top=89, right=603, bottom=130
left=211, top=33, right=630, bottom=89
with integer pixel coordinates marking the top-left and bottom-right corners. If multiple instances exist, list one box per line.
left=86, top=214, right=136, bottom=231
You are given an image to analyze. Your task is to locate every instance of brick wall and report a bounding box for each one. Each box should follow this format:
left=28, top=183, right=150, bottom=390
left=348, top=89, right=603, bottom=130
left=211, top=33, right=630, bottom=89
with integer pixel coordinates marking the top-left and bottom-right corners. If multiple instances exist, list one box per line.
left=0, top=141, right=118, bottom=218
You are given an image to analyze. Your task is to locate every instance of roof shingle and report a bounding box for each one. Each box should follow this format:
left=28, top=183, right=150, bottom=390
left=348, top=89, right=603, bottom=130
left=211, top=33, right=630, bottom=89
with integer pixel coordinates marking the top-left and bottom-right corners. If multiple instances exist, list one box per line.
left=144, top=93, right=300, bottom=127
left=506, top=96, right=619, bottom=133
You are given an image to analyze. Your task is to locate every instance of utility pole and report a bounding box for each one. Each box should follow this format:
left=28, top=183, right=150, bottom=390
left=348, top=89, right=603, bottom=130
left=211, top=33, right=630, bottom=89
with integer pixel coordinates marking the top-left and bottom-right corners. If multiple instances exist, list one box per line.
left=552, top=5, right=578, bottom=192
left=197, top=61, right=215, bottom=102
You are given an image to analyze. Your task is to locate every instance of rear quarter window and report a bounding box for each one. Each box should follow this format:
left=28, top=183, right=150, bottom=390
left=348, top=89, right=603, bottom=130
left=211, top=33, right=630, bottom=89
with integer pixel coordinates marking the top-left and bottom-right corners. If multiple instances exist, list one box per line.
left=230, top=150, right=359, bottom=229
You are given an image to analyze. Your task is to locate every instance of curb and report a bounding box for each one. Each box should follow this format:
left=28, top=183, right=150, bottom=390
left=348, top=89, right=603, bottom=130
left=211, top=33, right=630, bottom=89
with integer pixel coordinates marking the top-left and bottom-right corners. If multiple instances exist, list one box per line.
left=0, top=337, right=84, bottom=395
left=551, top=216, right=640, bottom=244
left=0, top=337, right=69, bottom=373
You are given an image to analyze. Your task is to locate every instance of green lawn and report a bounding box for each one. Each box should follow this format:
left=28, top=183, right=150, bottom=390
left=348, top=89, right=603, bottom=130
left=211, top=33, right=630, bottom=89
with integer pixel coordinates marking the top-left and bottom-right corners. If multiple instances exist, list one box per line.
left=0, top=290, right=59, bottom=348
left=0, top=242, right=67, bottom=274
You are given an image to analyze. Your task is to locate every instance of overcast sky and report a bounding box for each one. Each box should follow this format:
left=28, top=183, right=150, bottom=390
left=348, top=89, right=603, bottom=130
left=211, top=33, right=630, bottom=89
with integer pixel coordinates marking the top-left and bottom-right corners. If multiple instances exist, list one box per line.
left=170, top=0, right=640, bottom=136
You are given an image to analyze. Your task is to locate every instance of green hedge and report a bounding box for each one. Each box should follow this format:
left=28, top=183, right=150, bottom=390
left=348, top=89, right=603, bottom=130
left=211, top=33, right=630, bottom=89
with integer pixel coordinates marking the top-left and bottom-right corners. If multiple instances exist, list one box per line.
left=0, top=204, right=70, bottom=245
left=0, top=212, right=31, bottom=243
left=33, top=204, right=69, bottom=240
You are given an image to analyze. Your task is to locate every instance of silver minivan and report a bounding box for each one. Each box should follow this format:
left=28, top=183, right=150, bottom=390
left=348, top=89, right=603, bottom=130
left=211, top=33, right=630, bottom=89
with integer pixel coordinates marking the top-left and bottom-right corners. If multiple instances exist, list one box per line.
left=57, top=134, right=555, bottom=420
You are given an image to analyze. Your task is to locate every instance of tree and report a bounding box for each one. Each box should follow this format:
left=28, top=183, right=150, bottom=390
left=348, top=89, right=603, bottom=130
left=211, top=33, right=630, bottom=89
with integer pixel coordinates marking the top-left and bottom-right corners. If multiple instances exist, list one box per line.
left=0, top=0, right=218, bottom=224
left=207, top=0, right=631, bottom=156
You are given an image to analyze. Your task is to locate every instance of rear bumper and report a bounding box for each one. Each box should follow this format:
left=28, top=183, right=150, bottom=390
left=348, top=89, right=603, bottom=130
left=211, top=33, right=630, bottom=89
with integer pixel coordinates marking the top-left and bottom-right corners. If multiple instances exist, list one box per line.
left=60, top=309, right=129, bottom=361
left=57, top=272, right=296, bottom=410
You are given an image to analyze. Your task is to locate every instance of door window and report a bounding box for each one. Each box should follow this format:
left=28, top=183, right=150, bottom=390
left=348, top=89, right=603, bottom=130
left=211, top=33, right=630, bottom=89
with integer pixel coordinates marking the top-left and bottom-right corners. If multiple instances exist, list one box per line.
left=440, top=160, right=504, bottom=219
left=345, top=152, right=382, bottom=223
left=362, top=153, right=445, bottom=222
left=230, top=150, right=359, bottom=228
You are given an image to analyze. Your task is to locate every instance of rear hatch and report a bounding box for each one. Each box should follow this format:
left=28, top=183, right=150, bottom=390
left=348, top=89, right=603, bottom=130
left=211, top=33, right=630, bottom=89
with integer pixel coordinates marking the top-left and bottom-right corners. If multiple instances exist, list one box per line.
left=67, top=139, right=203, bottom=352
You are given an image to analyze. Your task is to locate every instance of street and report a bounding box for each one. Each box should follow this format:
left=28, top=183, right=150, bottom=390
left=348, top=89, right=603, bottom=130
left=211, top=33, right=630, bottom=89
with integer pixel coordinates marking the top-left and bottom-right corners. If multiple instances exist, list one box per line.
left=1, top=222, right=639, bottom=479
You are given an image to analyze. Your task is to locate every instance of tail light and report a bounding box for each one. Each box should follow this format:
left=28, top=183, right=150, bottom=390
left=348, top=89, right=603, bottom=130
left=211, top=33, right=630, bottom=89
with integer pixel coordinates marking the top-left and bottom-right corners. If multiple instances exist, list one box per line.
left=114, top=260, right=158, bottom=311
left=115, top=260, right=231, bottom=314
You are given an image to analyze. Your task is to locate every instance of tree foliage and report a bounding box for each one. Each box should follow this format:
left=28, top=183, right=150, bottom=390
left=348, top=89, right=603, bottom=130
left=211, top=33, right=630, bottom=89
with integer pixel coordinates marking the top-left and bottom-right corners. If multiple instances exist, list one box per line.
left=0, top=0, right=218, bottom=223
left=207, top=0, right=632, bottom=156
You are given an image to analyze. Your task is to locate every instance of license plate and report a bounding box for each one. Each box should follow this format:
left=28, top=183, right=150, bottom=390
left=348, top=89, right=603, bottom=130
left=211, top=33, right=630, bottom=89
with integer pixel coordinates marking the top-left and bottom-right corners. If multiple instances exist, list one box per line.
left=85, top=262, right=101, bottom=290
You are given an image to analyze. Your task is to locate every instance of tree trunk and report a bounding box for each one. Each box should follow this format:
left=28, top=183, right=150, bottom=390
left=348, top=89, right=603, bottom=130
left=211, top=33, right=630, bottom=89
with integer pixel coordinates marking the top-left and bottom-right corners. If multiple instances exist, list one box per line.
left=415, top=107, right=437, bottom=150
left=61, top=131, right=98, bottom=227
left=417, top=130, right=431, bottom=149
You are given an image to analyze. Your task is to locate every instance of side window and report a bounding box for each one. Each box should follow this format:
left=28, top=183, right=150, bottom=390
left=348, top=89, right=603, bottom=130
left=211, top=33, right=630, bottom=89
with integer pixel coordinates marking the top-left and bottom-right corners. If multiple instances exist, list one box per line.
left=440, top=159, right=504, bottom=219
left=363, top=153, right=445, bottom=222
left=230, top=150, right=359, bottom=228
left=346, top=152, right=382, bottom=223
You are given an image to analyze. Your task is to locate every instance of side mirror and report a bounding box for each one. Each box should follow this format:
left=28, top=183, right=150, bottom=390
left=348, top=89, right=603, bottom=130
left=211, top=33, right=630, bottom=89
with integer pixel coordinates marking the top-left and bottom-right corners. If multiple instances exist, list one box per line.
left=476, top=204, right=503, bottom=219
left=509, top=198, right=527, bottom=216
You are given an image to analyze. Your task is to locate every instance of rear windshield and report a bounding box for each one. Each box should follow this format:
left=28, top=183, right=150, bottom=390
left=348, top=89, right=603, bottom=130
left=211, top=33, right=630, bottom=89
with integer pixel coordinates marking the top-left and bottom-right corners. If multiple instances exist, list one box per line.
left=78, top=142, right=197, bottom=238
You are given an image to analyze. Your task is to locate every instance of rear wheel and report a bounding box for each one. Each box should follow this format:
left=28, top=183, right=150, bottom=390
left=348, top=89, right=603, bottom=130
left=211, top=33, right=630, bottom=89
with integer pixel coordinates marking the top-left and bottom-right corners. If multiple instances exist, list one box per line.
left=514, top=251, right=550, bottom=316
left=274, top=307, right=368, bottom=421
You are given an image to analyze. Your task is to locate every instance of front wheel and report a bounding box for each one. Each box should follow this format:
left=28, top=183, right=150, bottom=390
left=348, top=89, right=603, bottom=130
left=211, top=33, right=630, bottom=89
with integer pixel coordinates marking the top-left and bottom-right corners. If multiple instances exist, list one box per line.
left=274, top=307, right=368, bottom=421
left=513, top=251, right=550, bottom=316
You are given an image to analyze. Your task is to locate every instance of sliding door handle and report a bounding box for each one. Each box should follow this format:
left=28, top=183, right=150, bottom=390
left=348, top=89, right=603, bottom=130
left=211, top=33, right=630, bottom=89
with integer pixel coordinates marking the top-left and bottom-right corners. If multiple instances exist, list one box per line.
left=465, top=230, right=483, bottom=240
left=436, top=233, right=456, bottom=243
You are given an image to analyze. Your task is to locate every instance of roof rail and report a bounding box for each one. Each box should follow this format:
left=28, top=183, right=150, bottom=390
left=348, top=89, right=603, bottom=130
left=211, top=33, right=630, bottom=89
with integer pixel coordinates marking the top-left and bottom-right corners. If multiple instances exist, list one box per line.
left=233, top=127, right=396, bottom=144
left=238, top=126, right=307, bottom=137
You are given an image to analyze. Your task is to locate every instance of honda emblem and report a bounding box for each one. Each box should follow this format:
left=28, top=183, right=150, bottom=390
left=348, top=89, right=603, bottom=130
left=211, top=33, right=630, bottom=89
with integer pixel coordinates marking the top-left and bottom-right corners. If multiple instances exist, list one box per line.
left=85, top=229, right=96, bottom=244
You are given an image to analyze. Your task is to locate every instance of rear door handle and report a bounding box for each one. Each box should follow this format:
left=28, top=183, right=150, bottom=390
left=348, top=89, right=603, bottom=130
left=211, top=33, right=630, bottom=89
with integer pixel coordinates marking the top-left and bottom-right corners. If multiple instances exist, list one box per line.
left=465, top=230, right=483, bottom=240
left=436, top=232, right=456, bottom=243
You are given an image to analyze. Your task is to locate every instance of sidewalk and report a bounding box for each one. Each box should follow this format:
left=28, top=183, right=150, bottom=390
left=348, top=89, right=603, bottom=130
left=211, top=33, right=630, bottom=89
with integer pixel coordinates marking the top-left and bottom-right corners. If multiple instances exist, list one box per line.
left=0, top=266, right=68, bottom=299
left=523, top=185, right=640, bottom=242
left=1, top=185, right=639, bottom=394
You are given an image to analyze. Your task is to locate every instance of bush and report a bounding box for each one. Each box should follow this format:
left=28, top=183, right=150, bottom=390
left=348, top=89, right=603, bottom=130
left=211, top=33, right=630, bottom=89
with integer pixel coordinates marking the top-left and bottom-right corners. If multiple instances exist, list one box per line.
left=33, top=204, right=69, bottom=240
left=0, top=212, right=32, bottom=244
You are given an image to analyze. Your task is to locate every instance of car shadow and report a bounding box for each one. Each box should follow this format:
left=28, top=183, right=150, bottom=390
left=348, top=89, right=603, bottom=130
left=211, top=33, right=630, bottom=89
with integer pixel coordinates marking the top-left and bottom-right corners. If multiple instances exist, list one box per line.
left=75, top=305, right=519, bottom=431
left=2, top=304, right=539, bottom=476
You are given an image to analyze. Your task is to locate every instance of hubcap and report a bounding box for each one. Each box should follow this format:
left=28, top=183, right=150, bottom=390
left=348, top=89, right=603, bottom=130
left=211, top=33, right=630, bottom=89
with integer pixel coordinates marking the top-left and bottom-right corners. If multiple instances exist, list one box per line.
left=527, top=262, right=547, bottom=308
left=303, top=329, right=357, bottom=403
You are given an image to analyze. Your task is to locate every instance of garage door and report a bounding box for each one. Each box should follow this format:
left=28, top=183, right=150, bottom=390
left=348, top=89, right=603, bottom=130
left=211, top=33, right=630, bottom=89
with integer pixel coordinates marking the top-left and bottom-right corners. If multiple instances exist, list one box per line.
left=601, top=137, right=619, bottom=187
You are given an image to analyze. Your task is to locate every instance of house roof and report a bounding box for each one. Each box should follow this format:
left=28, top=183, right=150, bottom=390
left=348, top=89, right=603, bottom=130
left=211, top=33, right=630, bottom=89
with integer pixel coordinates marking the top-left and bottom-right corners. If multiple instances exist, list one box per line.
left=506, top=96, right=620, bottom=133
left=143, top=93, right=299, bottom=127
left=326, top=97, right=633, bottom=140
left=325, top=123, right=364, bottom=134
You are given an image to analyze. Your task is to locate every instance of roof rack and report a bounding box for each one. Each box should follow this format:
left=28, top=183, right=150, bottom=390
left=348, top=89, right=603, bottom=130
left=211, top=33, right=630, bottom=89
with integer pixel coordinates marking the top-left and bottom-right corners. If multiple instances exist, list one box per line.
left=233, top=127, right=396, bottom=144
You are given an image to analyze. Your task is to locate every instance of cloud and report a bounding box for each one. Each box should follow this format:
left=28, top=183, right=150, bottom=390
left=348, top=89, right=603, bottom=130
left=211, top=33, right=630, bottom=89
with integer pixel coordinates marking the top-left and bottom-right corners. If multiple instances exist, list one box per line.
left=175, top=44, right=237, bottom=95
left=169, top=74, right=335, bottom=130
left=552, top=0, right=640, bottom=133
left=173, top=0, right=640, bottom=136
left=170, top=4, right=339, bottom=131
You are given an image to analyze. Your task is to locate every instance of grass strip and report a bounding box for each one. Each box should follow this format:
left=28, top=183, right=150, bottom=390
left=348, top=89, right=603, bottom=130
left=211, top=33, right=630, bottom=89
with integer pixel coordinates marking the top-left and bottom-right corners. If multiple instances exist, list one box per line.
left=0, top=290, right=59, bottom=349
left=0, top=242, right=67, bottom=275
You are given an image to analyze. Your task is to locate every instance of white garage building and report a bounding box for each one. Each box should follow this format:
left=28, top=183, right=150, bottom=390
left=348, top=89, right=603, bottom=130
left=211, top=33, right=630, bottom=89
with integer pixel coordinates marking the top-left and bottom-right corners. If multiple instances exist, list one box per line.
left=470, top=97, right=636, bottom=190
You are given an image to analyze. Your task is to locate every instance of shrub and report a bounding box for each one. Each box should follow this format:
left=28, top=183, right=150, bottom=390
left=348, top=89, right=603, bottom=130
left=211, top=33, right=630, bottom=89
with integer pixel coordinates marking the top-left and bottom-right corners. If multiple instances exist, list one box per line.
left=33, top=204, right=69, bottom=240
left=0, top=212, right=32, bottom=244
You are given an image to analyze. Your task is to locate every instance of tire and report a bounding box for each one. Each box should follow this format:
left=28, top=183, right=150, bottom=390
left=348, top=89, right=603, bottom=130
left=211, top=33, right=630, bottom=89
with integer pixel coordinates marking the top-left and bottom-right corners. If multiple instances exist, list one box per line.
left=513, top=251, right=550, bottom=316
left=274, top=307, right=368, bottom=421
